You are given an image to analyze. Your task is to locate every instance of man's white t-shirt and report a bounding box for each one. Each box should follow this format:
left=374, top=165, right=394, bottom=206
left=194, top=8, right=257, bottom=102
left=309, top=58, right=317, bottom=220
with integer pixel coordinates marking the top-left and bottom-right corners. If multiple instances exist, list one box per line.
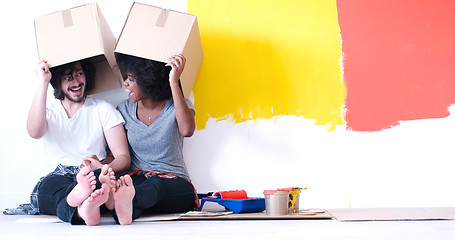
left=43, top=97, right=124, bottom=169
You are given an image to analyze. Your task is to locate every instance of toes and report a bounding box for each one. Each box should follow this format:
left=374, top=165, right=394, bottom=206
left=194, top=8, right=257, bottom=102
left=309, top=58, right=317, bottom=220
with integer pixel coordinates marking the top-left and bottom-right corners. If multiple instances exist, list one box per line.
left=124, top=175, right=133, bottom=186
left=79, top=166, right=91, bottom=175
left=92, top=189, right=101, bottom=197
left=118, top=176, right=125, bottom=185
left=101, top=164, right=110, bottom=176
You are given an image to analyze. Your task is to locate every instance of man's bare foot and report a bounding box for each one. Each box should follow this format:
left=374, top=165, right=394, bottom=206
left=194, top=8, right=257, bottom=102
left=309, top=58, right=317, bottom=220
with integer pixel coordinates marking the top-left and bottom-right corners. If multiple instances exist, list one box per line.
left=77, top=183, right=110, bottom=226
left=113, top=175, right=135, bottom=225
left=67, top=166, right=96, bottom=207
left=99, top=165, right=116, bottom=210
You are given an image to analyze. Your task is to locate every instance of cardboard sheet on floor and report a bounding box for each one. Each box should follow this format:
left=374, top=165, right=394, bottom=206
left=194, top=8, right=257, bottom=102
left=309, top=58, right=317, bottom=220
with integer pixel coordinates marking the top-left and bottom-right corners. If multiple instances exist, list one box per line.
left=327, top=208, right=455, bottom=221
left=178, top=211, right=333, bottom=220
left=10, top=210, right=331, bottom=224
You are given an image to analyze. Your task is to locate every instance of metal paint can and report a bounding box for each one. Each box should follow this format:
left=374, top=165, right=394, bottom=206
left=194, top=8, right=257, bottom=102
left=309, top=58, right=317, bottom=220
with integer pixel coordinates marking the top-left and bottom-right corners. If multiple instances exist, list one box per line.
left=288, top=187, right=301, bottom=213
left=279, top=187, right=304, bottom=213
left=263, top=190, right=289, bottom=215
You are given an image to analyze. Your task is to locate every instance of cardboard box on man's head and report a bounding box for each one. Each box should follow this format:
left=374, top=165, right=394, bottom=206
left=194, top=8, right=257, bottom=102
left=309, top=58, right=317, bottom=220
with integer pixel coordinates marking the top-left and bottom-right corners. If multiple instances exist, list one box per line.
left=115, top=2, right=204, bottom=97
left=34, top=3, right=122, bottom=95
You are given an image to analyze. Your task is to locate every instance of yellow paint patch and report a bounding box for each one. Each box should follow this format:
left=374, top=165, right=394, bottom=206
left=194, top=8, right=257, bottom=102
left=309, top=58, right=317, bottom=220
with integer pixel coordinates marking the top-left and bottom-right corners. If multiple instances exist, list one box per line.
left=188, top=0, right=345, bottom=131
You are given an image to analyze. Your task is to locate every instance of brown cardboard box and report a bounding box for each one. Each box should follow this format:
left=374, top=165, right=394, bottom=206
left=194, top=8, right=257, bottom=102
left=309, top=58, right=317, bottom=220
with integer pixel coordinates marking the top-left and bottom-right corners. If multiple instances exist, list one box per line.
left=115, top=2, right=204, bottom=97
left=34, top=3, right=122, bottom=95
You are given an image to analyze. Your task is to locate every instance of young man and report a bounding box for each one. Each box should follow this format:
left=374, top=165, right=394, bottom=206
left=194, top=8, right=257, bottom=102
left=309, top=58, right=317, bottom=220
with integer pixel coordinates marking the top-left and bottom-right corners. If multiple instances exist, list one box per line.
left=23, top=59, right=133, bottom=225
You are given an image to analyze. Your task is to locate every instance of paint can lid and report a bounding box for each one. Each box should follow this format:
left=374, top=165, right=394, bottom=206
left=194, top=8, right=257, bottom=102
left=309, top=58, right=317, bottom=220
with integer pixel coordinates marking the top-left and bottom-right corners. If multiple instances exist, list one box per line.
left=263, top=190, right=289, bottom=195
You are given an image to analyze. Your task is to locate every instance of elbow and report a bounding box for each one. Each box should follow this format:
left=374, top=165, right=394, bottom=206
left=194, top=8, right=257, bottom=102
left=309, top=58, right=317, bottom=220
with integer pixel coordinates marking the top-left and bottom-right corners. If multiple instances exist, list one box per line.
left=182, top=132, right=194, bottom=138
left=180, top=126, right=195, bottom=137
left=124, top=160, right=131, bottom=169
left=123, top=154, right=131, bottom=170
left=27, top=120, right=46, bottom=139
left=27, top=128, right=44, bottom=139
left=179, top=111, right=196, bottom=137
left=119, top=154, right=131, bottom=170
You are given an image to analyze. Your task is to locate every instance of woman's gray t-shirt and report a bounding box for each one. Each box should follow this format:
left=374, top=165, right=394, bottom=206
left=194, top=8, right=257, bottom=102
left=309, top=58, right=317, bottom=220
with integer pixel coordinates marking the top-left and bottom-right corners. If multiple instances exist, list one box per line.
left=117, top=98, right=194, bottom=181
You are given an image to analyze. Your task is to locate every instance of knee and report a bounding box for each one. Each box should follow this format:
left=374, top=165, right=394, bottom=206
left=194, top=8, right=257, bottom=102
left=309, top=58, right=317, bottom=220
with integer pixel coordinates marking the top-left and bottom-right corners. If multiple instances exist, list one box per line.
left=39, top=175, right=74, bottom=195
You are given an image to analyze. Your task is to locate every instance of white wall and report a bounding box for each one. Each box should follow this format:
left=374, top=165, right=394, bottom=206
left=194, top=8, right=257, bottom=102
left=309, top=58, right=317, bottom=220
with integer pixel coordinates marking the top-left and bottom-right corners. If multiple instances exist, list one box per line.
left=1, top=0, right=454, bottom=211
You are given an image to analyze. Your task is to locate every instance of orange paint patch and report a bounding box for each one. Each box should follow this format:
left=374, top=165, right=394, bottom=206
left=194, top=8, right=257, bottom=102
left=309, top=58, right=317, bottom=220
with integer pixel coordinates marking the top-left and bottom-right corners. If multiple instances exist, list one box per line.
left=338, top=0, right=455, bottom=131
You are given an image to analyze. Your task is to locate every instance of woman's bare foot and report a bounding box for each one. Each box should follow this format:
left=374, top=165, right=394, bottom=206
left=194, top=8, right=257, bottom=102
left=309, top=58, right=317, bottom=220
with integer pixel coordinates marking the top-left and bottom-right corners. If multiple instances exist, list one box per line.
left=67, top=166, right=96, bottom=207
left=113, top=175, right=135, bottom=225
left=99, top=165, right=116, bottom=210
left=77, top=183, right=110, bottom=226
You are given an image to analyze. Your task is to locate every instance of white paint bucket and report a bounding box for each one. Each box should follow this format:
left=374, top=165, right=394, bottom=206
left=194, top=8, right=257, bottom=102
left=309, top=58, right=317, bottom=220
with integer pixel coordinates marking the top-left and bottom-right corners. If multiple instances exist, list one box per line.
left=263, top=190, right=289, bottom=216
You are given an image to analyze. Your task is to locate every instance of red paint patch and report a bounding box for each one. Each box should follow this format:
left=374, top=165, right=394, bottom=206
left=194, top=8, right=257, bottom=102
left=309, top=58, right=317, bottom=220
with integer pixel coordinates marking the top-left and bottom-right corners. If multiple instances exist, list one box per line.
left=338, top=0, right=455, bottom=131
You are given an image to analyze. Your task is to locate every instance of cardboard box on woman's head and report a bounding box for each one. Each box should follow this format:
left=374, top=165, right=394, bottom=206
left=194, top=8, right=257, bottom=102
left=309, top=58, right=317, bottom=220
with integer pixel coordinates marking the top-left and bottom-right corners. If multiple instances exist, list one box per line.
left=114, top=2, right=204, bottom=98
left=34, top=3, right=122, bottom=95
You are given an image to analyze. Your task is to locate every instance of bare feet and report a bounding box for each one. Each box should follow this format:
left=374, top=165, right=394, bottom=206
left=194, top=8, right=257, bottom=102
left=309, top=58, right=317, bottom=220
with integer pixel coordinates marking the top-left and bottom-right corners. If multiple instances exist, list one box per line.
left=67, top=166, right=96, bottom=207
left=77, top=183, right=110, bottom=226
left=99, top=165, right=116, bottom=210
left=113, top=175, right=135, bottom=225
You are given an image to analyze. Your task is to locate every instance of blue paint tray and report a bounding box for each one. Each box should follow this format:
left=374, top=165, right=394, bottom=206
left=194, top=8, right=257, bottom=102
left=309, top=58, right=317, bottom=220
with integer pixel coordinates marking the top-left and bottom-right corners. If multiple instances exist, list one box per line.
left=200, top=198, right=265, bottom=214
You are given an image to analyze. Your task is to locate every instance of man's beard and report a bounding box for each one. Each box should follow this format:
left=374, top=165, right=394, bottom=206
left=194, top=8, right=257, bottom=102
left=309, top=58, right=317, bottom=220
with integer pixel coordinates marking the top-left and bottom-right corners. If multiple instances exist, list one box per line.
left=64, top=84, right=86, bottom=103
left=64, top=93, right=85, bottom=103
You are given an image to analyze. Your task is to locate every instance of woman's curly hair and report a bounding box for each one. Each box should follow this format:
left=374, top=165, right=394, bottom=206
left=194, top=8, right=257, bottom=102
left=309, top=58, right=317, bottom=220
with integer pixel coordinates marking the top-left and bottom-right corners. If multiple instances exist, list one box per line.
left=116, top=53, right=174, bottom=102
left=49, top=59, right=96, bottom=100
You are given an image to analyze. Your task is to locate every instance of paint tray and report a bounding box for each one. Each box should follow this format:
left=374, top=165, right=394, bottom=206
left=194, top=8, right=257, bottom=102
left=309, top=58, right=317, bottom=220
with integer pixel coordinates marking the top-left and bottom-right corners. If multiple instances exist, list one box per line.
left=200, top=198, right=265, bottom=214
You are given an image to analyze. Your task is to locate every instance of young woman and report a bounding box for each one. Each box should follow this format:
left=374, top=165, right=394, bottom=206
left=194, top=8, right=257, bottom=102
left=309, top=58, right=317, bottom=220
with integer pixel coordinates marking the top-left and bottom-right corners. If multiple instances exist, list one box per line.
left=114, top=53, right=197, bottom=224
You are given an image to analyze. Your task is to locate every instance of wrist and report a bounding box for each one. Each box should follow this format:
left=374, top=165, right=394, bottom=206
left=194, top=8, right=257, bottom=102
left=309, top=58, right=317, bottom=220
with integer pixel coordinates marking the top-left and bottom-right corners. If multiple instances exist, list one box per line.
left=36, top=82, right=49, bottom=93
